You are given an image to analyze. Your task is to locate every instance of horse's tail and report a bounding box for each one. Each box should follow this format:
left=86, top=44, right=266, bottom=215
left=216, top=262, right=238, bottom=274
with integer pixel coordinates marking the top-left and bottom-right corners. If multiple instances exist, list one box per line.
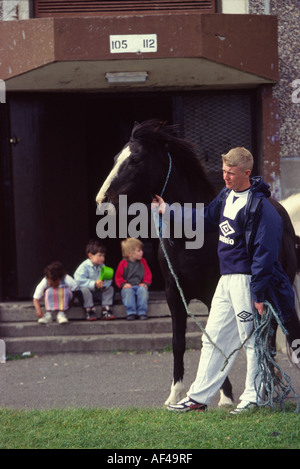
left=296, top=235, right=300, bottom=271
left=270, top=198, right=297, bottom=284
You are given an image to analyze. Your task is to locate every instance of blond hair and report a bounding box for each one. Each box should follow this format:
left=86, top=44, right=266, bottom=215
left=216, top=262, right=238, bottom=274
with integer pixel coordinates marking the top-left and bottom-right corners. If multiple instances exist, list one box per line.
left=121, top=238, right=143, bottom=258
left=222, top=147, right=253, bottom=172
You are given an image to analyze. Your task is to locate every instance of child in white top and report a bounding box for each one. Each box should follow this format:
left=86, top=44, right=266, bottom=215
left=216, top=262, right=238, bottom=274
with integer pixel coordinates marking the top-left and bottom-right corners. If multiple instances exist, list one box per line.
left=33, top=261, right=77, bottom=324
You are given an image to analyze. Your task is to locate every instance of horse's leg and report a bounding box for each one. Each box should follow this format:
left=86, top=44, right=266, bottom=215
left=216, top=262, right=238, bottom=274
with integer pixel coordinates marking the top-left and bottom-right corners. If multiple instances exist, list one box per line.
left=285, top=309, right=300, bottom=347
left=164, top=288, right=187, bottom=406
left=218, top=377, right=234, bottom=406
left=283, top=308, right=300, bottom=367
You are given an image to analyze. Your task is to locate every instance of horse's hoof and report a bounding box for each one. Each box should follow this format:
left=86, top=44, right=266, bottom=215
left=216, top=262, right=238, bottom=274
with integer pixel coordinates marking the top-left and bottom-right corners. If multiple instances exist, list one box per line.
left=164, top=380, right=185, bottom=406
left=218, top=389, right=234, bottom=407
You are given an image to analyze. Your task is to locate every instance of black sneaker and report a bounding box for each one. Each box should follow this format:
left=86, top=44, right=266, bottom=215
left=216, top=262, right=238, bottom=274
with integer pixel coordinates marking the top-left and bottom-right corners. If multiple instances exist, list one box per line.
left=127, top=314, right=137, bottom=321
left=167, top=396, right=207, bottom=412
left=86, top=309, right=97, bottom=321
left=101, top=306, right=116, bottom=320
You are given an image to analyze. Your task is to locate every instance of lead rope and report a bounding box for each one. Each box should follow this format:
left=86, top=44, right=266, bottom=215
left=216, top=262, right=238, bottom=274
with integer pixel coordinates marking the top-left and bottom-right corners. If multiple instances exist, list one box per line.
left=153, top=161, right=299, bottom=411
left=254, top=302, right=299, bottom=412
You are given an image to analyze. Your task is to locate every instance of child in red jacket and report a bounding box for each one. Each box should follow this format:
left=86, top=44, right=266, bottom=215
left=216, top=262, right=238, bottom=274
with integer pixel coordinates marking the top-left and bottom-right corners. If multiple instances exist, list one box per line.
left=115, top=238, right=152, bottom=320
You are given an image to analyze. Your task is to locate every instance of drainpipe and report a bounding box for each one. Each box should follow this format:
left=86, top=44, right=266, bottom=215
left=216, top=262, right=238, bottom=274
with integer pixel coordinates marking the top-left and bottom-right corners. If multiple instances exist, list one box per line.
left=264, top=0, right=270, bottom=14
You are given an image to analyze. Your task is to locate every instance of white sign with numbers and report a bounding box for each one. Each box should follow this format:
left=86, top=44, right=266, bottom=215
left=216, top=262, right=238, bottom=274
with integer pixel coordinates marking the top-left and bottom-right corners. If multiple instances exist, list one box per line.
left=109, top=34, right=157, bottom=54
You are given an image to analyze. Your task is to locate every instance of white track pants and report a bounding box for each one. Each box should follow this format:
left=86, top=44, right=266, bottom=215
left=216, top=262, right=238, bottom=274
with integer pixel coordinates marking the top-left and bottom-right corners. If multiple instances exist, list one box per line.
left=188, top=274, right=258, bottom=405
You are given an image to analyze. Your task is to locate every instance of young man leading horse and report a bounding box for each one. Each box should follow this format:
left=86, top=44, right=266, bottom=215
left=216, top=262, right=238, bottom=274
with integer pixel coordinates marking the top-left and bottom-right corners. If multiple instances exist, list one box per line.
left=152, top=147, right=297, bottom=414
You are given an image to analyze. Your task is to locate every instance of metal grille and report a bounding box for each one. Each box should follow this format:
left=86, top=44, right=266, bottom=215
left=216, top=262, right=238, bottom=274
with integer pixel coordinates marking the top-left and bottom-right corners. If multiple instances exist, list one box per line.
left=182, top=93, right=253, bottom=173
left=35, top=0, right=215, bottom=17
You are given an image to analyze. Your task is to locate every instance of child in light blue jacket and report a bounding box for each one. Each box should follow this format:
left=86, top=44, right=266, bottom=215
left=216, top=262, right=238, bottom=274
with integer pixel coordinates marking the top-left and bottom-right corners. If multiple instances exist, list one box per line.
left=74, top=239, right=115, bottom=321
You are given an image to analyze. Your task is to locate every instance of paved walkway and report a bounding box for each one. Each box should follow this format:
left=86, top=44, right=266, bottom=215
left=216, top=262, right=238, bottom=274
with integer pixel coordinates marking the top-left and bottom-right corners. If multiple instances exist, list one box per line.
left=1, top=349, right=299, bottom=410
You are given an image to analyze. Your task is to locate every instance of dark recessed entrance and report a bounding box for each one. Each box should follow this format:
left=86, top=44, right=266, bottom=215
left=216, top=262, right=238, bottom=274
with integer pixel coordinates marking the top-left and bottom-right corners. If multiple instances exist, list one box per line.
left=1, top=92, right=173, bottom=298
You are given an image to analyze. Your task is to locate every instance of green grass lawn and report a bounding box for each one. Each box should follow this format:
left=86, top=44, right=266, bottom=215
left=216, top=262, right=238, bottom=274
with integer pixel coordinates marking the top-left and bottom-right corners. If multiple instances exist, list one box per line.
left=1, top=405, right=299, bottom=449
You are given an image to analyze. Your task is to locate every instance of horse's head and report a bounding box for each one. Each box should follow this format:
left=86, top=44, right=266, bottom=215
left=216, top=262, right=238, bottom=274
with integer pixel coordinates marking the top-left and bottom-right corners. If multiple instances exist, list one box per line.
left=96, top=119, right=216, bottom=209
left=96, top=120, right=173, bottom=207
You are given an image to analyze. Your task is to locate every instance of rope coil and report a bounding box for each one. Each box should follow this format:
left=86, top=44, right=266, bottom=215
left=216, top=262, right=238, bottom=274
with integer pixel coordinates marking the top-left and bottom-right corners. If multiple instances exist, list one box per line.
left=254, top=301, right=300, bottom=412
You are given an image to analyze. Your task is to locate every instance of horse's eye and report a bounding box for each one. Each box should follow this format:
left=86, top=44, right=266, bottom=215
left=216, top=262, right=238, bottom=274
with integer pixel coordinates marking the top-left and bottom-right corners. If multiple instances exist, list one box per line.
left=129, top=156, right=141, bottom=165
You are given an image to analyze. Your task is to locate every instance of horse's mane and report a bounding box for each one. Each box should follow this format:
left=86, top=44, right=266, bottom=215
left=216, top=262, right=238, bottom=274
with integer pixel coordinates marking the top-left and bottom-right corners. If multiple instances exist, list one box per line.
left=131, top=119, right=216, bottom=202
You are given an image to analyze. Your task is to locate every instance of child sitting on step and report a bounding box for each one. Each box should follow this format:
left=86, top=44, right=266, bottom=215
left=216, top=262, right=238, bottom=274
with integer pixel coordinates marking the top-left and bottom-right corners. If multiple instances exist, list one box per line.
left=33, top=261, right=77, bottom=324
left=74, top=239, right=115, bottom=321
left=115, top=238, right=152, bottom=320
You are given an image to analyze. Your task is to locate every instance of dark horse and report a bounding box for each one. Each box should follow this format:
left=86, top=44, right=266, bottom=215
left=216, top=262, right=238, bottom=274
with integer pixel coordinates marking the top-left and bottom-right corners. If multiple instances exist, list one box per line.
left=96, top=119, right=299, bottom=406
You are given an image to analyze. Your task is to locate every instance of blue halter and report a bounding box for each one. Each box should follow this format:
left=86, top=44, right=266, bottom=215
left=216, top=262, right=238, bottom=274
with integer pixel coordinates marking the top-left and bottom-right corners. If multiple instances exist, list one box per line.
left=158, top=152, right=173, bottom=245
left=160, top=152, right=172, bottom=198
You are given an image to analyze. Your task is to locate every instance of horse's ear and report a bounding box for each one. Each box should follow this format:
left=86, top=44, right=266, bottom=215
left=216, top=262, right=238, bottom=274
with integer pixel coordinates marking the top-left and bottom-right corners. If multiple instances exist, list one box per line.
left=156, top=120, right=167, bottom=131
left=131, top=121, right=140, bottom=137
left=132, top=121, right=139, bottom=132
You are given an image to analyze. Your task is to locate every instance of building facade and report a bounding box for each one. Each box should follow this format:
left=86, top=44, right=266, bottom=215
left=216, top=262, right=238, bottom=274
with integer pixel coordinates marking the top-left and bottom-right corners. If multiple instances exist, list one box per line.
left=0, top=0, right=298, bottom=299
left=249, top=0, right=300, bottom=199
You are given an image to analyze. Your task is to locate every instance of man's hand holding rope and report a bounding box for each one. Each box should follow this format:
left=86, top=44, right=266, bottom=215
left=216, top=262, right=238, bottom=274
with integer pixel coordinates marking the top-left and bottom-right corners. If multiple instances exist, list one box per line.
left=152, top=195, right=166, bottom=214
left=255, top=302, right=264, bottom=316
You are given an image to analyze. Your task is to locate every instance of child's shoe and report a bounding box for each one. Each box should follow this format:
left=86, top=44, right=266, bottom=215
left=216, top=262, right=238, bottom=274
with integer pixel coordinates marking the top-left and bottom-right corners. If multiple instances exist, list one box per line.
left=101, top=306, right=116, bottom=320
left=57, top=311, right=68, bottom=324
left=86, top=309, right=97, bottom=321
left=38, top=312, right=53, bottom=324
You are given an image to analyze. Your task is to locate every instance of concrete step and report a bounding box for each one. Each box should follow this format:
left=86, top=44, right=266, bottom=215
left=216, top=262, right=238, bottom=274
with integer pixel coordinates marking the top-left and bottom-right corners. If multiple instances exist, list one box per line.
left=0, top=294, right=208, bottom=322
left=0, top=293, right=208, bottom=354
left=0, top=317, right=204, bottom=337
left=2, top=330, right=203, bottom=354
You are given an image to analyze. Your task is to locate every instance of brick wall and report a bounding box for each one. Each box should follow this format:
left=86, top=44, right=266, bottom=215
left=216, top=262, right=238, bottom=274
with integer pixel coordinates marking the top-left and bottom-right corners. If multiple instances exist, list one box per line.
left=250, top=0, right=300, bottom=197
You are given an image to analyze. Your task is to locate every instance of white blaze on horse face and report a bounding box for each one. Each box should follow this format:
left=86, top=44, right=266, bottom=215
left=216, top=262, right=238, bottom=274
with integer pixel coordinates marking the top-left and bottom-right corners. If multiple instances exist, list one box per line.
left=96, top=145, right=131, bottom=204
